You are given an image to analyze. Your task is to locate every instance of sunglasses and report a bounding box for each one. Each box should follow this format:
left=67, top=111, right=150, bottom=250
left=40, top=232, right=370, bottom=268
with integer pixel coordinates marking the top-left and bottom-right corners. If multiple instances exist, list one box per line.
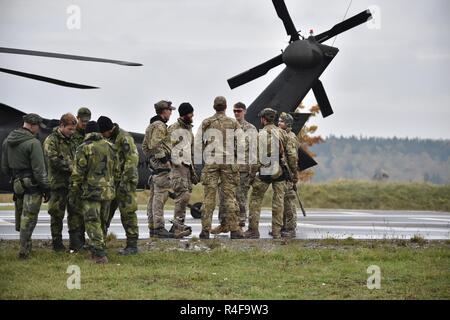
left=233, top=109, right=244, bottom=113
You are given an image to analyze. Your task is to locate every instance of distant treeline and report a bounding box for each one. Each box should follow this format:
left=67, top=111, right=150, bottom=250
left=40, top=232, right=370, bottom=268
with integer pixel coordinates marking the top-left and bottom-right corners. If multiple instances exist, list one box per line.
left=310, top=136, right=450, bottom=184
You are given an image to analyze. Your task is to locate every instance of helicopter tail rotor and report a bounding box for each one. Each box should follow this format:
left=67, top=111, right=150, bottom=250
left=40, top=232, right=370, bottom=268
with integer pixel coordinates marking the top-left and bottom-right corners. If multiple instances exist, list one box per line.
left=315, top=10, right=372, bottom=44
left=312, top=80, right=333, bottom=118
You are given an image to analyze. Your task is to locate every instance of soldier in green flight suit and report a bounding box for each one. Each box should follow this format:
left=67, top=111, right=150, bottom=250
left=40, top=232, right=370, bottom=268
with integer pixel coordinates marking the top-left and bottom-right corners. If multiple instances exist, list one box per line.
left=1, top=113, right=50, bottom=259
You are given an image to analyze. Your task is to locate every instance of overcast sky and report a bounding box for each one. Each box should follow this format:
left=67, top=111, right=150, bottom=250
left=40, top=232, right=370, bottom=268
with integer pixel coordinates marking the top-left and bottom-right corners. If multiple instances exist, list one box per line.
left=1, top=0, right=449, bottom=139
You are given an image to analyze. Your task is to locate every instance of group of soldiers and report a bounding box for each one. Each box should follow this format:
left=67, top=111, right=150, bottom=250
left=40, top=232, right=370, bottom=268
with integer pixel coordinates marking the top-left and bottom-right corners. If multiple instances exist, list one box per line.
left=1, top=108, right=140, bottom=263
left=142, top=97, right=300, bottom=241
left=1, top=96, right=302, bottom=264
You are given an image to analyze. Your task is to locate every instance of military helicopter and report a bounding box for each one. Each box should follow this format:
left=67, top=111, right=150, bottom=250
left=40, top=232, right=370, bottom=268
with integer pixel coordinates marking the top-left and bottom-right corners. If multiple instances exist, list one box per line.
left=228, top=0, right=373, bottom=168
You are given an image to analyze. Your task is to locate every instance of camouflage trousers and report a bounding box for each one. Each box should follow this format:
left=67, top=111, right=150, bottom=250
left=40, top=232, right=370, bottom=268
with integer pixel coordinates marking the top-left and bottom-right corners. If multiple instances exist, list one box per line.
left=82, top=200, right=110, bottom=257
left=171, top=164, right=192, bottom=223
left=148, top=171, right=170, bottom=229
left=108, top=188, right=139, bottom=244
left=48, top=188, right=84, bottom=243
left=283, top=181, right=297, bottom=232
left=201, top=164, right=240, bottom=232
left=248, top=177, right=286, bottom=236
left=219, top=171, right=252, bottom=224
left=14, top=193, right=42, bottom=256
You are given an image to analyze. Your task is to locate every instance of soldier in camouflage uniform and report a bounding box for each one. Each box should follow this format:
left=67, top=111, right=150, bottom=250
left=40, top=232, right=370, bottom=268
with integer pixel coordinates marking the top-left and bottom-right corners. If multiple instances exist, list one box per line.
left=70, top=107, right=91, bottom=246
left=98, top=116, right=140, bottom=255
left=167, top=103, right=198, bottom=238
left=214, top=102, right=257, bottom=234
left=142, top=100, right=176, bottom=238
left=278, top=113, right=300, bottom=238
left=245, top=108, right=298, bottom=239
left=1, top=114, right=50, bottom=259
left=43, top=113, right=84, bottom=252
left=71, top=121, right=119, bottom=264
left=197, top=96, right=244, bottom=239
left=72, top=108, right=91, bottom=146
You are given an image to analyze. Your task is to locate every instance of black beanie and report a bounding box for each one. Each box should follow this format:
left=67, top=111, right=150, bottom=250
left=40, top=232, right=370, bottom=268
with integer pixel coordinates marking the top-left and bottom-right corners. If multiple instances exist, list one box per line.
left=178, top=102, right=194, bottom=117
left=85, top=121, right=100, bottom=134
left=97, top=116, right=114, bottom=133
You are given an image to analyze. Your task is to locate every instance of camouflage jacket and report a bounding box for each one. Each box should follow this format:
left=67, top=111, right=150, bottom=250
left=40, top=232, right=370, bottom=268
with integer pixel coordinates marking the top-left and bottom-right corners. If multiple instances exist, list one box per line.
left=237, top=119, right=257, bottom=172
left=1, top=128, right=49, bottom=190
left=142, top=116, right=171, bottom=170
left=72, top=127, right=86, bottom=147
left=108, top=124, right=139, bottom=188
left=71, top=133, right=119, bottom=201
left=168, top=118, right=194, bottom=166
left=198, top=112, right=241, bottom=165
left=43, top=127, right=77, bottom=189
left=253, top=124, right=297, bottom=180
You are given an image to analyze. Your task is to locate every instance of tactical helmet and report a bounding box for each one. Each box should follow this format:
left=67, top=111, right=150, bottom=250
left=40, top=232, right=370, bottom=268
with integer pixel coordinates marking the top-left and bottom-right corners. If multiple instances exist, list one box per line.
left=279, top=112, right=294, bottom=127
left=258, top=108, right=277, bottom=122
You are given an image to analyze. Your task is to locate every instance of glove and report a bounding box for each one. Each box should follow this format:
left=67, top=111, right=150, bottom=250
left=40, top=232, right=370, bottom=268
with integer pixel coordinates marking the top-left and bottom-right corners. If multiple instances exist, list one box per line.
left=191, top=173, right=199, bottom=185
left=43, top=190, right=51, bottom=203
left=159, top=155, right=170, bottom=164
left=118, top=181, right=129, bottom=196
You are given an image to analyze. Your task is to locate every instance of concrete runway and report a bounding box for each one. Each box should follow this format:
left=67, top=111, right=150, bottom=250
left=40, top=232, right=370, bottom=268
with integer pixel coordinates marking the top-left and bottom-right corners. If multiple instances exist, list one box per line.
left=1, top=208, right=449, bottom=240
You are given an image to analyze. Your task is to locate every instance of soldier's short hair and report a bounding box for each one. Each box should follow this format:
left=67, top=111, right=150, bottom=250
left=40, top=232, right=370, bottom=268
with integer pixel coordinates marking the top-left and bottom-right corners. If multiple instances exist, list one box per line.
left=60, top=113, right=77, bottom=126
left=213, top=96, right=227, bottom=111
left=234, top=102, right=246, bottom=110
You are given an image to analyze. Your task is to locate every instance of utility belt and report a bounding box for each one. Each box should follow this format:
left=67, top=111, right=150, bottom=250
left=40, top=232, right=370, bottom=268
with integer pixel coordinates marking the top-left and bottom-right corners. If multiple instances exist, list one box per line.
left=148, top=165, right=171, bottom=175
left=11, top=169, right=41, bottom=196
left=259, top=173, right=287, bottom=183
left=259, top=164, right=291, bottom=183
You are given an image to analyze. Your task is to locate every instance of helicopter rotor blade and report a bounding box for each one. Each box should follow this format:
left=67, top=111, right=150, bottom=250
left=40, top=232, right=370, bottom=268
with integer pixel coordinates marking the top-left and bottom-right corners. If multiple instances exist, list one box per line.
left=312, top=80, right=333, bottom=118
left=272, top=0, right=300, bottom=42
left=315, top=9, right=372, bottom=44
left=298, top=146, right=318, bottom=172
left=0, top=67, right=99, bottom=89
left=0, top=47, right=143, bottom=66
left=227, top=54, right=283, bottom=89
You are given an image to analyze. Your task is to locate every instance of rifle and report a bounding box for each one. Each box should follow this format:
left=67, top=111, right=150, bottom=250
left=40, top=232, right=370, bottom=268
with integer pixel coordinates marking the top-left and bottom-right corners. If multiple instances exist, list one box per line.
left=283, top=163, right=307, bottom=217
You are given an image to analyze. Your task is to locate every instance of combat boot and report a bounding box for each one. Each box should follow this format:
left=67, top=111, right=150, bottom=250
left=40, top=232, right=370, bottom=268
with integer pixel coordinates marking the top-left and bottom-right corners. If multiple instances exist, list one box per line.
left=69, top=231, right=83, bottom=252
left=244, top=228, right=260, bottom=239
left=230, top=229, right=245, bottom=239
left=152, top=227, right=175, bottom=239
left=118, top=239, right=138, bottom=255
left=199, top=230, right=210, bottom=239
left=210, top=224, right=230, bottom=235
left=271, top=232, right=281, bottom=239
left=281, top=230, right=296, bottom=239
left=91, top=255, right=108, bottom=264
left=239, top=220, right=246, bottom=228
left=169, top=220, right=192, bottom=239
left=52, top=241, right=67, bottom=252
left=52, top=238, right=66, bottom=252
left=18, top=252, right=29, bottom=260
